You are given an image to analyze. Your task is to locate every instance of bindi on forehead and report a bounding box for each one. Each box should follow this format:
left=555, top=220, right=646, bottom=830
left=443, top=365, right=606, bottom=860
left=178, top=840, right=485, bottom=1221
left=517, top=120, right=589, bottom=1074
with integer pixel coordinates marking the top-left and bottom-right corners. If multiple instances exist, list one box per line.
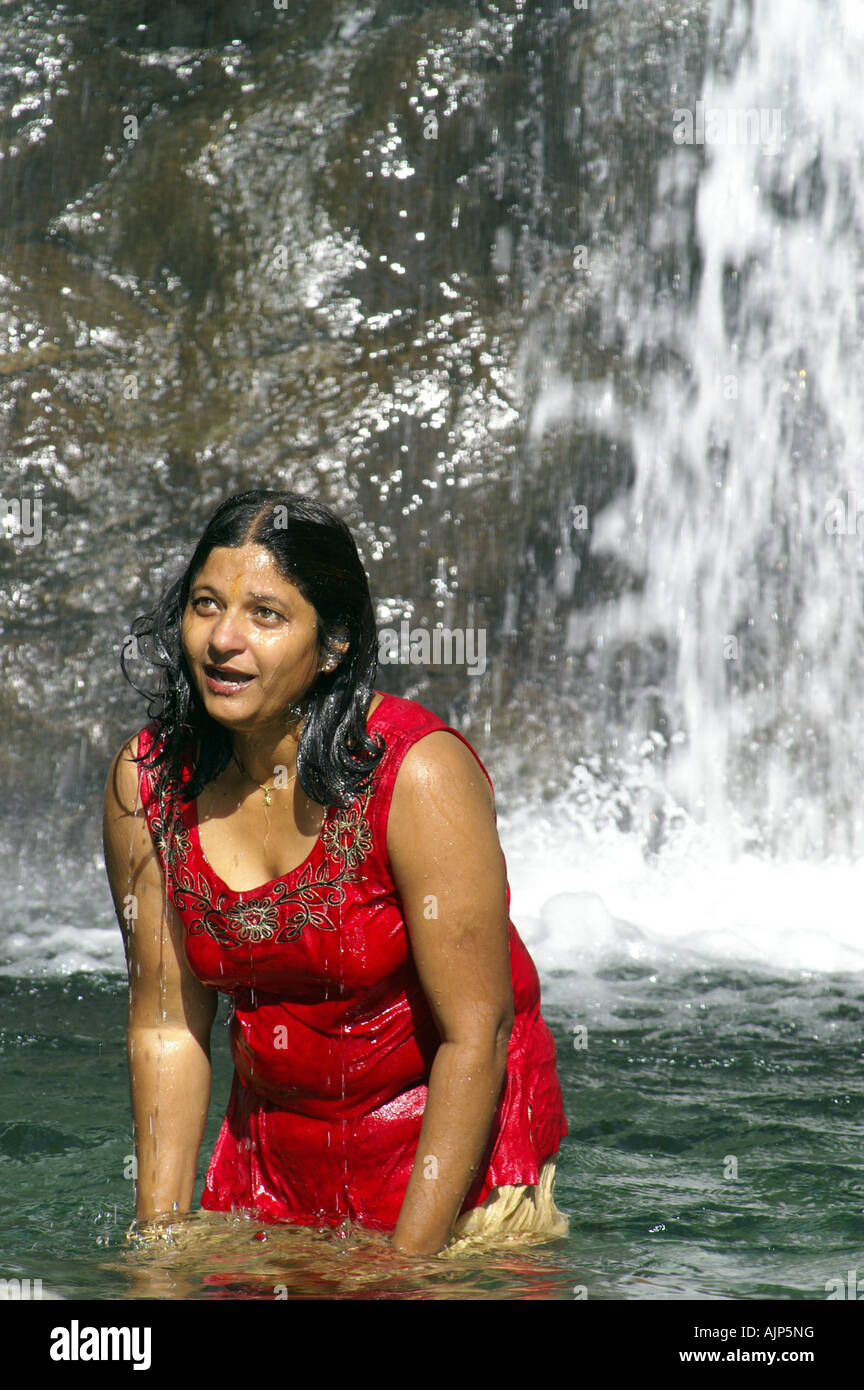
left=202, top=548, right=289, bottom=588
left=192, top=550, right=311, bottom=618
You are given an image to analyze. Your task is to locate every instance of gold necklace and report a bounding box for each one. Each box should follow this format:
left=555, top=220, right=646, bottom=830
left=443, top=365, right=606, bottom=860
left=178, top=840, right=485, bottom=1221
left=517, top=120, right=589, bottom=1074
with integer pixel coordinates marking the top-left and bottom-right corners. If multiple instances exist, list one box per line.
left=233, top=750, right=297, bottom=807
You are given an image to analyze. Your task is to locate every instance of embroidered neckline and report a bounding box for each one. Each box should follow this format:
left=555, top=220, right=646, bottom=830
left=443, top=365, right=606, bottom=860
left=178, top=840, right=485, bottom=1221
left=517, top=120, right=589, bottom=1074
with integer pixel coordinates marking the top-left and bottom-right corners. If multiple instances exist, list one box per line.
left=189, top=797, right=330, bottom=898
left=143, top=696, right=387, bottom=949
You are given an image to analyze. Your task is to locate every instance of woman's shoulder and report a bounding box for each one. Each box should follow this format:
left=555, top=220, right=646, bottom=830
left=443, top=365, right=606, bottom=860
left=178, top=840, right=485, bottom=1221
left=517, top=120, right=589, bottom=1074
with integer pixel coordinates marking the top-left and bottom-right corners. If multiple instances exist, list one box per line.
left=368, top=689, right=453, bottom=737
left=369, top=691, right=496, bottom=806
left=104, top=725, right=152, bottom=817
left=107, top=721, right=163, bottom=778
left=105, top=721, right=177, bottom=810
left=106, top=725, right=149, bottom=778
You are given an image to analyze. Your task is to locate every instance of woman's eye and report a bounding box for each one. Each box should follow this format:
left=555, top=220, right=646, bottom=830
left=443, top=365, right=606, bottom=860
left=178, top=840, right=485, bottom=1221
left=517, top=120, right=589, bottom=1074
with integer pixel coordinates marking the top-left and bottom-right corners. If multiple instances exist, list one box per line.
left=188, top=597, right=283, bottom=621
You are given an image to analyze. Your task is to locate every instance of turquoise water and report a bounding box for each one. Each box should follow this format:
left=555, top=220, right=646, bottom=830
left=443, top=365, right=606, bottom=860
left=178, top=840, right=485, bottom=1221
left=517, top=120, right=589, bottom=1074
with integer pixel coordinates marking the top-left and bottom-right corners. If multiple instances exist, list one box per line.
left=1, top=967, right=861, bottom=1301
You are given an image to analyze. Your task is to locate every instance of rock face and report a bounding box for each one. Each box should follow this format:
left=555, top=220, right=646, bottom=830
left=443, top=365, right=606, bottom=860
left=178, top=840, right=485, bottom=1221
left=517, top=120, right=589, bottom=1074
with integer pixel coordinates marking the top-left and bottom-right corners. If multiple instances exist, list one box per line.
left=0, top=0, right=721, bottom=896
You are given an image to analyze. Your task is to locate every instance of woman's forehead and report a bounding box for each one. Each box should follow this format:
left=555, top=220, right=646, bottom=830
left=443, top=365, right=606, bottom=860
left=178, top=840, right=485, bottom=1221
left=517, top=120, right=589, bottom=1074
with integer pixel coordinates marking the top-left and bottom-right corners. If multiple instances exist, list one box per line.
left=193, top=544, right=303, bottom=599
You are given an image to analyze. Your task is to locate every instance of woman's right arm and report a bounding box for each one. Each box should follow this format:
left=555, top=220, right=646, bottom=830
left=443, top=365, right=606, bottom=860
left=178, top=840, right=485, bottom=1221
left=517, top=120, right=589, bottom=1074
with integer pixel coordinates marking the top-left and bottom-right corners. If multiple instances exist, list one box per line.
left=103, top=738, right=218, bottom=1222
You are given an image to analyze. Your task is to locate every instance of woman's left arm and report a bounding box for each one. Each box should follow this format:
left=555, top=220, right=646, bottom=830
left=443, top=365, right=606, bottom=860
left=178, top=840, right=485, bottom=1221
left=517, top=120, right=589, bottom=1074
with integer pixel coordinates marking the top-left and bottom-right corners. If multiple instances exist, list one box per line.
left=387, top=731, right=515, bottom=1256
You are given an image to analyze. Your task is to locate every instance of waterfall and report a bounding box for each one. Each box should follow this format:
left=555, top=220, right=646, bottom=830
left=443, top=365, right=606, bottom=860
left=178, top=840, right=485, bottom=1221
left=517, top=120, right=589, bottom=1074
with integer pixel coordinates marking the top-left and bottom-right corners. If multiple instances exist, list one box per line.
left=581, top=0, right=864, bottom=859
left=2, top=1, right=863, bottom=978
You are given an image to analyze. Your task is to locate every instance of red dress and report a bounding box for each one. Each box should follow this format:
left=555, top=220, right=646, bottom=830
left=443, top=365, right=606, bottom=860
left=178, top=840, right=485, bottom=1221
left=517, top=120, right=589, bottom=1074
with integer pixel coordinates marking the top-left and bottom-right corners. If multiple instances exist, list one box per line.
left=136, top=690, right=567, bottom=1231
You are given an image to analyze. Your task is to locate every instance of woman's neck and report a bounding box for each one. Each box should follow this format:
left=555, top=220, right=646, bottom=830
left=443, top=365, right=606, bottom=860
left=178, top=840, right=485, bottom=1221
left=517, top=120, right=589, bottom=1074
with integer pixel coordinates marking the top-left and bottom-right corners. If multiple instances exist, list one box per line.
left=230, top=724, right=303, bottom=786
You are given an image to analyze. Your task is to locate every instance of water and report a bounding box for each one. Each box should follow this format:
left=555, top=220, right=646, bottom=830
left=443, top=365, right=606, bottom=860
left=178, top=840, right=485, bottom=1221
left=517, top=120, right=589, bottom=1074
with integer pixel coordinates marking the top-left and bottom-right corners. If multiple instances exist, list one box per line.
left=581, top=0, right=864, bottom=859
left=2, top=0, right=864, bottom=1300
left=1, top=967, right=861, bottom=1300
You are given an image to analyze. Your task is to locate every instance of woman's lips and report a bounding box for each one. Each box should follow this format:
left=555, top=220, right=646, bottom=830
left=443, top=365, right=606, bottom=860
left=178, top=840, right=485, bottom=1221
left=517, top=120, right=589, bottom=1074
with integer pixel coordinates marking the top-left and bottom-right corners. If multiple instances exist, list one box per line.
left=204, top=664, right=256, bottom=696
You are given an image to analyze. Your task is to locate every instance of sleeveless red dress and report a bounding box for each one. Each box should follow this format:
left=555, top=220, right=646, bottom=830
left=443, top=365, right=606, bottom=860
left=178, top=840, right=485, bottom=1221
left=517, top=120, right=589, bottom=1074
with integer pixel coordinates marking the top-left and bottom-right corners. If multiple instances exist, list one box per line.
left=136, top=691, right=567, bottom=1231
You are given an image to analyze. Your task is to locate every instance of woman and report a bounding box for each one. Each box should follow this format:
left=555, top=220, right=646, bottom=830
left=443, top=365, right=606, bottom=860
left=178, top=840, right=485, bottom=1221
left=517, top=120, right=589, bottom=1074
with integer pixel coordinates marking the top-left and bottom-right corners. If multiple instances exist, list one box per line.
left=103, top=489, right=568, bottom=1257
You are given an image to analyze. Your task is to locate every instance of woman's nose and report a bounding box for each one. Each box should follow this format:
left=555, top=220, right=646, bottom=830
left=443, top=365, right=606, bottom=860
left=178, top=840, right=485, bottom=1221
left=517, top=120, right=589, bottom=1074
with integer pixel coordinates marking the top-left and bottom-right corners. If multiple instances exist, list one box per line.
left=207, top=607, right=247, bottom=653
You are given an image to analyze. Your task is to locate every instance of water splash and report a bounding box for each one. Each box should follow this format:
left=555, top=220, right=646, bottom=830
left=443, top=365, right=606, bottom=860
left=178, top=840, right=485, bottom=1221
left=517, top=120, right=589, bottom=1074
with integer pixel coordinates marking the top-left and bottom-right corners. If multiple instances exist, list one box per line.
left=586, top=0, right=864, bottom=857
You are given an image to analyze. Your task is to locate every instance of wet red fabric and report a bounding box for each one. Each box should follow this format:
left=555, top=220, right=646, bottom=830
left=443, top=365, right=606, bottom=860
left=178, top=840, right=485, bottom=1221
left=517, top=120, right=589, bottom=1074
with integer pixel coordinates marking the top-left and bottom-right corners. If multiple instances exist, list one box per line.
left=136, top=691, right=567, bottom=1230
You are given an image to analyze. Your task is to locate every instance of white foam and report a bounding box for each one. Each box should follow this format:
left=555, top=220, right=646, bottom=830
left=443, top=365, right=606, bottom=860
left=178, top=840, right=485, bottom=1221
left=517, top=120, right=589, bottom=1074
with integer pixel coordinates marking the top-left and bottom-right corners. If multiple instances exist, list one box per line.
left=500, top=802, right=864, bottom=976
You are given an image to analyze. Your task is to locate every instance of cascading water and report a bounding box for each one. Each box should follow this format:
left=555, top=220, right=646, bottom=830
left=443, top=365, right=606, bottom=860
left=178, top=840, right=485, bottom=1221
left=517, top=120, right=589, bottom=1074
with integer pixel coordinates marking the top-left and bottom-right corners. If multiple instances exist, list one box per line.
left=0, top=0, right=858, bottom=967
left=487, top=0, right=864, bottom=978
left=587, top=0, right=864, bottom=860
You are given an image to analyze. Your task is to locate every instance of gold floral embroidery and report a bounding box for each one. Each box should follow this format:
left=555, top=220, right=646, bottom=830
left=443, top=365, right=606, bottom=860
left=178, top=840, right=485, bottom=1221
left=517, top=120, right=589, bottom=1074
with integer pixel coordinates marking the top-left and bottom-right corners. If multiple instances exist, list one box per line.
left=147, top=757, right=376, bottom=949
left=321, top=800, right=373, bottom=868
left=148, top=808, right=193, bottom=869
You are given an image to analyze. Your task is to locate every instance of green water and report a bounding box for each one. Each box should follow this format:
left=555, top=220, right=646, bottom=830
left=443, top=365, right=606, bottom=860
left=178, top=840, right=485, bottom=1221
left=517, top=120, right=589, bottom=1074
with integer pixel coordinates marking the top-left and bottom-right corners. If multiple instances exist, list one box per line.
left=1, top=968, right=861, bottom=1300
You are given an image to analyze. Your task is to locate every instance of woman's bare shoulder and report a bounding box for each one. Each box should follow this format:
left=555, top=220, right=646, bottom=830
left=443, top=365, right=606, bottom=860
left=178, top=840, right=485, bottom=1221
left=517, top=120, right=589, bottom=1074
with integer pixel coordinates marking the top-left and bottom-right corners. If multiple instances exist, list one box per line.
left=104, top=731, right=145, bottom=816
left=391, top=729, right=496, bottom=817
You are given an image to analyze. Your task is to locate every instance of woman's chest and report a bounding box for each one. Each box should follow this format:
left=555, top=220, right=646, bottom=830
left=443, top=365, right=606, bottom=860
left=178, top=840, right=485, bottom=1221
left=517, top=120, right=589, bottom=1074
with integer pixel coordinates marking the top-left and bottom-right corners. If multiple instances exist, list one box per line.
left=175, top=858, right=413, bottom=998
left=194, top=785, right=329, bottom=892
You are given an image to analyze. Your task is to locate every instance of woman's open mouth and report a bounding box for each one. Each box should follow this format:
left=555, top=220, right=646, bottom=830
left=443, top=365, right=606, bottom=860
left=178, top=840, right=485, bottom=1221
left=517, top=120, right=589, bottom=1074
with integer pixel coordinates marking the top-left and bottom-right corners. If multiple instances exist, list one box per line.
left=204, top=664, right=256, bottom=696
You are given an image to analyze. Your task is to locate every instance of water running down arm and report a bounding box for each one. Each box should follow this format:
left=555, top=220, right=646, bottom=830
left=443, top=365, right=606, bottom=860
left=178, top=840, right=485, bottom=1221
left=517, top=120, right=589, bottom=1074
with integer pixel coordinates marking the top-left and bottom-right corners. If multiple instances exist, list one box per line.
left=386, top=731, right=514, bottom=1256
left=103, top=740, right=218, bottom=1222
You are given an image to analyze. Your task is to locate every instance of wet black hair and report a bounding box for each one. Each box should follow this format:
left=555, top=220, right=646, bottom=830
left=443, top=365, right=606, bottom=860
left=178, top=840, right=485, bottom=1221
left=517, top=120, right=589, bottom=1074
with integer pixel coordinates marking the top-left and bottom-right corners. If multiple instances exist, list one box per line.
left=122, top=489, right=384, bottom=808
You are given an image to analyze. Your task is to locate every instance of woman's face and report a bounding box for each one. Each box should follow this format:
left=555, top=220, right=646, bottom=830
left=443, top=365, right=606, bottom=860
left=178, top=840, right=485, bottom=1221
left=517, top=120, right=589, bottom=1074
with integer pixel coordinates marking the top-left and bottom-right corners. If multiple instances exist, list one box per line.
left=181, top=543, right=324, bottom=736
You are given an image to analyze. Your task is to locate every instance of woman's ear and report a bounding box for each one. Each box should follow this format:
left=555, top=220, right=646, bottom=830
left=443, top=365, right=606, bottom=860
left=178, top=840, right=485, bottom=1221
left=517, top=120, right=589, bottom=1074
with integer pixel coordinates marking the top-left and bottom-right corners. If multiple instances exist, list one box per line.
left=320, top=623, right=350, bottom=671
